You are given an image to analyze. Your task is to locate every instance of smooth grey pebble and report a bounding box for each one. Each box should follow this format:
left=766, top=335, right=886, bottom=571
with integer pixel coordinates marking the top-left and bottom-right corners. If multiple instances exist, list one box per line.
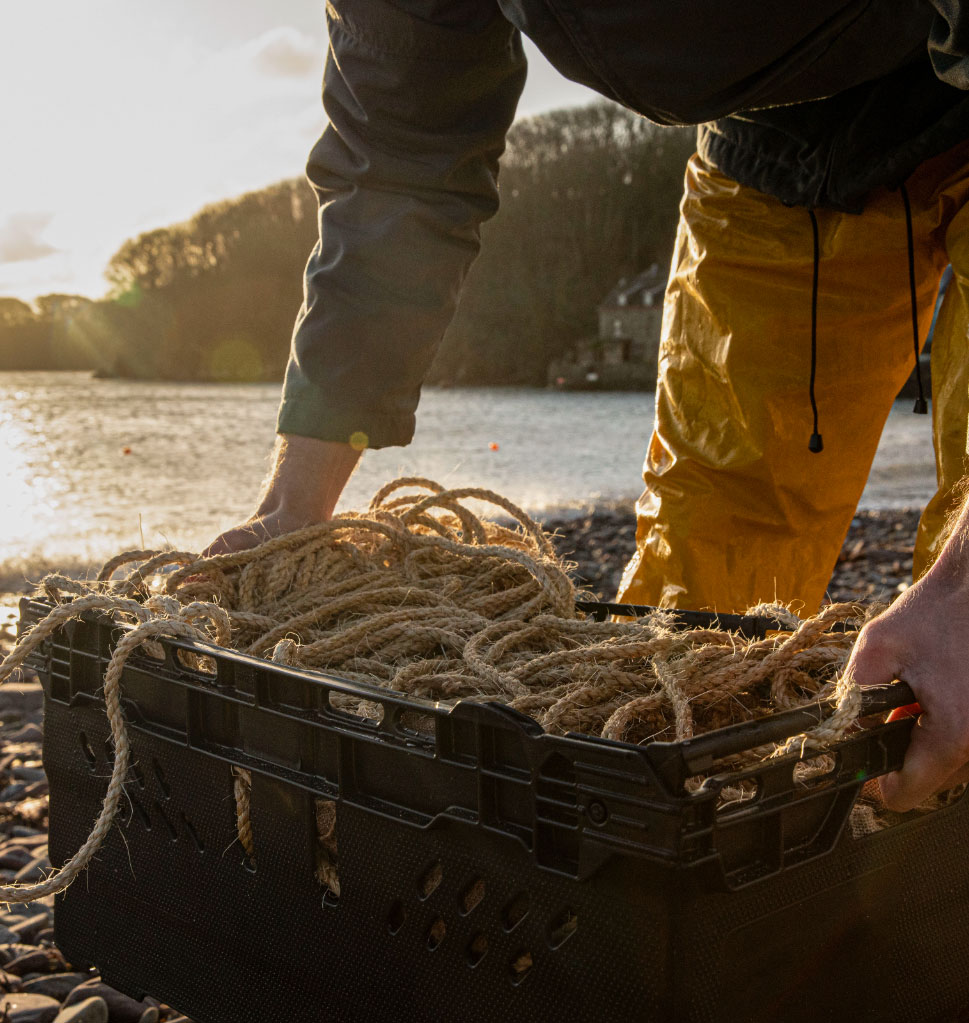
left=3, top=901, right=51, bottom=919
left=0, top=991, right=61, bottom=1022
left=0, top=847, right=36, bottom=870
left=52, top=998, right=109, bottom=1023
left=62, top=980, right=157, bottom=1022
left=22, top=975, right=91, bottom=1001
left=0, top=945, right=43, bottom=966
left=14, top=855, right=51, bottom=883
left=10, top=914, right=51, bottom=942
left=4, top=725, right=43, bottom=744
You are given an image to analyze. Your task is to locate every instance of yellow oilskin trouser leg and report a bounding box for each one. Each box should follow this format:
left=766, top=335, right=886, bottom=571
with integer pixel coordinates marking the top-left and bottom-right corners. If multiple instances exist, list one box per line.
left=913, top=202, right=969, bottom=577
left=617, top=148, right=969, bottom=615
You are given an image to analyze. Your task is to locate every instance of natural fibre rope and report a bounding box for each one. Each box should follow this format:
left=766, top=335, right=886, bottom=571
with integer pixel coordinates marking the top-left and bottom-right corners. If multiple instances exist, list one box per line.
left=0, top=477, right=869, bottom=900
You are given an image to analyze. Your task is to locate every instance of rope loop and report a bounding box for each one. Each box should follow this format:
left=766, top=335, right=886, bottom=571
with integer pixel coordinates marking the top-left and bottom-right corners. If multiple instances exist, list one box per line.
left=0, top=478, right=870, bottom=899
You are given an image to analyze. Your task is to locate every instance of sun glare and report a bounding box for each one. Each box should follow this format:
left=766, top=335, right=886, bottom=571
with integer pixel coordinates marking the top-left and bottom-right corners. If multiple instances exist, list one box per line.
left=1, top=2, right=326, bottom=302
left=0, top=398, right=59, bottom=562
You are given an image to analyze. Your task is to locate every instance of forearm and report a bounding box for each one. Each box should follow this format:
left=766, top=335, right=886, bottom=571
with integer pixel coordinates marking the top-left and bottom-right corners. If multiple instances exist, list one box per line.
left=922, top=482, right=969, bottom=584
left=845, top=477, right=969, bottom=811
left=203, top=434, right=361, bottom=555
left=277, top=0, right=526, bottom=450
left=256, top=435, right=361, bottom=525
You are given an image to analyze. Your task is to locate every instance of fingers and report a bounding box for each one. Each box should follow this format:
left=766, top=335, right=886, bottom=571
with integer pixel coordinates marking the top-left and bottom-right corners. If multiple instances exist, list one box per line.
left=843, top=608, right=969, bottom=811
left=878, top=710, right=969, bottom=811
left=200, top=521, right=272, bottom=558
left=842, top=621, right=902, bottom=691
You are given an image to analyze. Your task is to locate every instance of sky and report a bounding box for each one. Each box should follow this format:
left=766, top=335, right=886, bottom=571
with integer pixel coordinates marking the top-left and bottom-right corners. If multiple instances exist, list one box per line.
left=0, top=1, right=598, bottom=303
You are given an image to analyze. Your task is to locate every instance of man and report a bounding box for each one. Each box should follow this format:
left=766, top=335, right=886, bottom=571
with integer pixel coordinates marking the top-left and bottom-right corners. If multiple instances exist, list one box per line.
left=210, top=2, right=969, bottom=814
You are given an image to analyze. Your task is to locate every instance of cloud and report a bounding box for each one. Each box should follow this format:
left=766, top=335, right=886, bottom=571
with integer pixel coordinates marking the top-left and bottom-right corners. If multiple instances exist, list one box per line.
left=0, top=213, right=58, bottom=264
left=247, top=26, right=320, bottom=78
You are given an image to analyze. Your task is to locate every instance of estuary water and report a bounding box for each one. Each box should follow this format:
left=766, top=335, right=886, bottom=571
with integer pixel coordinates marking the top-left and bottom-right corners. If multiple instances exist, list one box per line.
left=0, top=371, right=938, bottom=590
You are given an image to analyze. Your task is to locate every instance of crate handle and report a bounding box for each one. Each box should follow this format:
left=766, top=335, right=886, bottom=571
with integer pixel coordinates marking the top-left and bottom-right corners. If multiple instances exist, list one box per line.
left=648, top=681, right=916, bottom=783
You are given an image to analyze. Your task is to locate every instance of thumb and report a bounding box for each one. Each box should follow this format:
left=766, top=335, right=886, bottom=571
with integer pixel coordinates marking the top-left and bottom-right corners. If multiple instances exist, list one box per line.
left=201, top=521, right=272, bottom=558
left=847, top=618, right=968, bottom=812
left=842, top=621, right=902, bottom=690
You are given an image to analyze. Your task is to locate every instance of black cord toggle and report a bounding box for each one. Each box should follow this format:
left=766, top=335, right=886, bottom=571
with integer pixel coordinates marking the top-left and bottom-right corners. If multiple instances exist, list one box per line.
left=900, top=182, right=929, bottom=415
left=807, top=209, right=823, bottom=453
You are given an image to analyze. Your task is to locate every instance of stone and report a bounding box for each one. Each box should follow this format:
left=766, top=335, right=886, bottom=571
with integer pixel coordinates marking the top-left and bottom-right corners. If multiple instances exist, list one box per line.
left=0, top=681, right=44, bottom=718
left=4, top=948, right=67, bottom=978
left=10, top=914, right=52, bottom=942
left=0, top=969, right=22, bottom=992
left=62, top=981, right=157, bottom=1023
left=14, top=854, right=51, bottom=883
left=52, top=998, right=109, bottom=1023
left=14, top=798, right=49, bottom=825
left=22, top=974, right=91, bottom=1001
left=0, top=846, right=38, bottom=870
left=4, top=724, right=43, bottom=744
left=0, top=991, right=61, bottom=1023
left=0, top=945, right=43, bottom=967
left=3, top=899, right=53, bottom=918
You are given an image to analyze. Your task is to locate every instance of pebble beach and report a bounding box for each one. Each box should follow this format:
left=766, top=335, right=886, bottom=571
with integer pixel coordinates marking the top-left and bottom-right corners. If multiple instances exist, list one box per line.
left=546, top=505, right=921, bottom=605
left=0, top=617, right=186, bottom=1022
left=0, top=505, right=920, bottom=1022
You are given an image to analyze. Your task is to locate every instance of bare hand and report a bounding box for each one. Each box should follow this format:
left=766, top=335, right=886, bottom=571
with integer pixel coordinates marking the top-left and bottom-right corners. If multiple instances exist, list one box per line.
left=844, top=500, right=969, bottom=811
left=203, top=508, right=314, bottom=556
left=203, top=435, right=362, bottom=556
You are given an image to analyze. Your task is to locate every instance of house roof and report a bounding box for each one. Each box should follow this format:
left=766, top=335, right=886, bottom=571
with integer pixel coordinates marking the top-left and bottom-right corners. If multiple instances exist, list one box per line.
left=600, top=263, right=665, bottom=309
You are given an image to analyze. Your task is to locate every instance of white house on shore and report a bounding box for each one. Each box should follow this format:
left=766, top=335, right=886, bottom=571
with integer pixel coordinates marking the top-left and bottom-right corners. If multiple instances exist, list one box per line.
left=548, top=264, right=665, bottom=390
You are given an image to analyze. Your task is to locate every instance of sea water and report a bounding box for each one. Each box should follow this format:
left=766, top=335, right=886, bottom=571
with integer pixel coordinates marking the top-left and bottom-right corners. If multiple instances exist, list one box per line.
left=0, top=371, right=938, bottom=590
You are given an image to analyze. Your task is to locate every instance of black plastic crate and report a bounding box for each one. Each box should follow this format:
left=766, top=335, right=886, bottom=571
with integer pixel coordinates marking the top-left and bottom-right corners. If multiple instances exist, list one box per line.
left=17, top=596, right=969, bottom=1023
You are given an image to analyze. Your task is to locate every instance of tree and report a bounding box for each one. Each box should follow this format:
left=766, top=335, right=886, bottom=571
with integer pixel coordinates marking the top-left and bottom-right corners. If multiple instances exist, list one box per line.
left=430, top=101, right=694, bottom=385
left=0, top=101, right=692, bottom=382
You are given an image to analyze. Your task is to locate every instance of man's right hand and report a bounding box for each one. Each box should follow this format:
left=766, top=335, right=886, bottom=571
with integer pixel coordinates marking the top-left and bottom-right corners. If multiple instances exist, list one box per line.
left=843, top=488, right=969, bottom=811
left=204, top=434, right=362, bottom=556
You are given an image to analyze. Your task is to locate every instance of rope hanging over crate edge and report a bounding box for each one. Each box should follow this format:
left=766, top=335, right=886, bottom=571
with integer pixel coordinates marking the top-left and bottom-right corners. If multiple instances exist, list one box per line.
left=0, top=477, right=867, bottom=901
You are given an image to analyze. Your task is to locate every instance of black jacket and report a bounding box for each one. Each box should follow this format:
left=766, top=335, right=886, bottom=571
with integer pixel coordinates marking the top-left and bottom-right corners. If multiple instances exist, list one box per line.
left=277, top=0, right=969, bottom=448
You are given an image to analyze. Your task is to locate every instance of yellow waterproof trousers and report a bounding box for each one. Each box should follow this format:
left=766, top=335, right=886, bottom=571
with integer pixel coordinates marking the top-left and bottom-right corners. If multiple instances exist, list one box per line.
left=618, top=143, right=969, bottom=615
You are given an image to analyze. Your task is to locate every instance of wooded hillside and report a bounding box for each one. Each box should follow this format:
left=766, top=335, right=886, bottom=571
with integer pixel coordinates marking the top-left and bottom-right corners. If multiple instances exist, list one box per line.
left=0, top=103, right=693, bottom=384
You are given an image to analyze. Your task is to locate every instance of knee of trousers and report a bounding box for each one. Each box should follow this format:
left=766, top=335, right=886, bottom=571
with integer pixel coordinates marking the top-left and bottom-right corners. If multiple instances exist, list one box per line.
left=618, top=155, right=939, bottom=614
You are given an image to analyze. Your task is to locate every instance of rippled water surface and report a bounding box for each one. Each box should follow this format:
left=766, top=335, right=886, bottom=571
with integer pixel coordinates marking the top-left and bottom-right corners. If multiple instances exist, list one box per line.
left=0, top=372, right=938, bottom=588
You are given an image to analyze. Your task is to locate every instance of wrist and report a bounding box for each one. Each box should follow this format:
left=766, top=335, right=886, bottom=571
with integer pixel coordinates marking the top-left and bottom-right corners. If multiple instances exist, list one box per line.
left=920, top=500, right=969, bottom=594
left=256, top=434, right=361, bottom=525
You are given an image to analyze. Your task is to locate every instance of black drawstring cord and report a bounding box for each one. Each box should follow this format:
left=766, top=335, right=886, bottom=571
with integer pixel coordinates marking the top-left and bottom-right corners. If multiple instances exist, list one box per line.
left=808, top=208, right=823, bottom=453
left=900, top=182, right=929, bottom=415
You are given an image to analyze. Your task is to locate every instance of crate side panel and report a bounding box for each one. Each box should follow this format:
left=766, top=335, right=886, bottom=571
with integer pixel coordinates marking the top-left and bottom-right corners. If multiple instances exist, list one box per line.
left=673, top=798, right=969, bottom=1023
left=47, top=697, right=674, bottom=1023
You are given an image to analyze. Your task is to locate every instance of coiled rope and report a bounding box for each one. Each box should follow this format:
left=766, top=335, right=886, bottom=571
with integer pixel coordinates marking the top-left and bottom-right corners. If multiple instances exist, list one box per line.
left=0, top=477, right=866, bottom=899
